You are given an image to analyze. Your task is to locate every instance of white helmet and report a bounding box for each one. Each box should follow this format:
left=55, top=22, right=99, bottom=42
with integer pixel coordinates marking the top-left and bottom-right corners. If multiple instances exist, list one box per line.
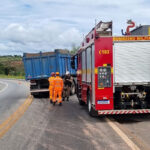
left=66, top=71, right=70, bottom=75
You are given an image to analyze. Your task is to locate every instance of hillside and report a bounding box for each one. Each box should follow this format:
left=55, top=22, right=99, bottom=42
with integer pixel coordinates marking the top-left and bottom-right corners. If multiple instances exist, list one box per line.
left=0, top=56, right=25, bottom=77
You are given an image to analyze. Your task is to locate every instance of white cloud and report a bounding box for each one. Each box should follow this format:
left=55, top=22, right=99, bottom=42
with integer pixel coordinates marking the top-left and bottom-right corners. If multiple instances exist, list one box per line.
left=0, top=0, right=150, bottom=55
left=0, top=22, right=82, bottom=55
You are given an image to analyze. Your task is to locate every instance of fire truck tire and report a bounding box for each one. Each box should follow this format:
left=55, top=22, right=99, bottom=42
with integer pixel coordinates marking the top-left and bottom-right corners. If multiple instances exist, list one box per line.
left=87, top=92, right=98, bottom=117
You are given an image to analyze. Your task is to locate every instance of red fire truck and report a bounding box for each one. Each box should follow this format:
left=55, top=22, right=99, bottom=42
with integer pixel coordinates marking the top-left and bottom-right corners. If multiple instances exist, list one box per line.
left=73, top=21, right=150, bottom=116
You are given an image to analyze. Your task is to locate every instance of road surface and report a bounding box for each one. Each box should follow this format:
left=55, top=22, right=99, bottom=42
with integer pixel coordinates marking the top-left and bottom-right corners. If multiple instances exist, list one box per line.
left=0, top=79, right=29, bottom=122
left=0, top=80, right=150, bottom=150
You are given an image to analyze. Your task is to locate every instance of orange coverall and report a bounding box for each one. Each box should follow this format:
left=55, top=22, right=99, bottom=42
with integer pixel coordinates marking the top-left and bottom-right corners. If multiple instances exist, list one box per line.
left=48, top=76, right=55, bottom=101
left=53, top=76, right=63, bottom=103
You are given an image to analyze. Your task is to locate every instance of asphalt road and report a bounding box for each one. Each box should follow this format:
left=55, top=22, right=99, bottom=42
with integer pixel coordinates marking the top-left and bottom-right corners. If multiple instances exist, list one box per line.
left=0, top=79, right=29, bottom=122
left=1, top=81, right=150, bottom=150
left=0, top=81, right=5, bottom=91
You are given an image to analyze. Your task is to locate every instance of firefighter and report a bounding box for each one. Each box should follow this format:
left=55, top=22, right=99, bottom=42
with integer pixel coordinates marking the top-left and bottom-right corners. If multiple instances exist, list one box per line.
left=53, top=72, right=63, bottom=106
left=63, top=71, right=73, bottom=101
left=48, top=72, right=55, bottom=104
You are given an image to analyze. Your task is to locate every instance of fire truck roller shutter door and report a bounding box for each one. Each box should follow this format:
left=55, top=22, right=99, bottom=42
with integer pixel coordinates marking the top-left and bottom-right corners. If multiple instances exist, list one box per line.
left=91, top=44, right=95, bottom=105
left=86, top=47, right=92, bottom=83
left=114, top=42, right=150, bottom=83
left=82, top=51, right=86, bottom=82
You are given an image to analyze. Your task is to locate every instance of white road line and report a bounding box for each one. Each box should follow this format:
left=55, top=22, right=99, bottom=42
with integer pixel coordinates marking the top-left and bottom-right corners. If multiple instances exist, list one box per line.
left=0, top=81, right=8, bottom=93
left=105, top=118, right=140, bottom=150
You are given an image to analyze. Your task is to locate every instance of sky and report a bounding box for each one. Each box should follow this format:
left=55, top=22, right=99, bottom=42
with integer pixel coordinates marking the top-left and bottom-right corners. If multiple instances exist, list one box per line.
left=0, top=0, right=150, bottom=55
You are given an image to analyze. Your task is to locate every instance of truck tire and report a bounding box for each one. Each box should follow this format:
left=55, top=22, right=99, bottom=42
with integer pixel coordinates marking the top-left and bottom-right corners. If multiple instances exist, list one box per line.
left=31, top=93, right=39, bottom=98
left=77, top=84, right=85, bottom=105
left=71, top=81, right=76, bottom=95
left=87, top=92, right=97, bottom=117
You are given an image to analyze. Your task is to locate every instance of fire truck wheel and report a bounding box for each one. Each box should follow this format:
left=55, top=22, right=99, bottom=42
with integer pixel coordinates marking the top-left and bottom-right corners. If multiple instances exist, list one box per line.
left=87, top=92, right=98, bottom=117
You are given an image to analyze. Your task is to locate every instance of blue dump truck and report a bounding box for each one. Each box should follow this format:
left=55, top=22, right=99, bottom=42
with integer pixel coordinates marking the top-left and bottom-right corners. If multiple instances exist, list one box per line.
left=23, top=49, right=77, bottom=96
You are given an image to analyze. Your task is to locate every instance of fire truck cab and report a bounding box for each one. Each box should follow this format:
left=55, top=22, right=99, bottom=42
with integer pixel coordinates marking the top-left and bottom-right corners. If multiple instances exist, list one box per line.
left=74, top=21, right=150, bottom=116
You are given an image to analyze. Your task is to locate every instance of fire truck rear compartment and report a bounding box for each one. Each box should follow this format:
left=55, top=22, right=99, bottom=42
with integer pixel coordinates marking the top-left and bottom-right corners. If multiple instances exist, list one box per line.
left=113, top=41, right=150, bottom=110
left=114, top=85, right=150, bottom=109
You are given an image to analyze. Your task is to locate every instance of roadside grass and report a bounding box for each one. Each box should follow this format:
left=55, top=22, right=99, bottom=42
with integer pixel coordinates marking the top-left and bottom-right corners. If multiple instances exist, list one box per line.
left=0, top=74, right=25, bottom=79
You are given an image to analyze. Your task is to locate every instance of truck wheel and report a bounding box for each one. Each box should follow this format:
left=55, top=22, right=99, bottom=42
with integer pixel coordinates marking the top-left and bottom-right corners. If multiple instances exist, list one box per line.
left=71, top=81, right=76, bottom=95
left=87, top=92, right=97, bottom=117
left=31, top=93, right=38, bottom=98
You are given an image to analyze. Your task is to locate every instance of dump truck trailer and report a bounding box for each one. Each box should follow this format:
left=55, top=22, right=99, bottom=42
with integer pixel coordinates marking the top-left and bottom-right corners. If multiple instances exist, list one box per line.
left=23, top=49, right=77, bottom=96
left=73, top=21, right=150, bottom=116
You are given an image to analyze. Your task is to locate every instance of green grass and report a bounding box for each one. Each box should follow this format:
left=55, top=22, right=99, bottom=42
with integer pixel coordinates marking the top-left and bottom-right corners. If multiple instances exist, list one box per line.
left=0, top=74, right=25, bottom=79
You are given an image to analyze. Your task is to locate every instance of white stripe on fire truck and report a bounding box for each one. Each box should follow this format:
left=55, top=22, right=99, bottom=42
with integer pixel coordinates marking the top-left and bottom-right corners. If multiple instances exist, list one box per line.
left=77, top=67, right=113, bottom=75
left=98, top=109, right=150, bottom=115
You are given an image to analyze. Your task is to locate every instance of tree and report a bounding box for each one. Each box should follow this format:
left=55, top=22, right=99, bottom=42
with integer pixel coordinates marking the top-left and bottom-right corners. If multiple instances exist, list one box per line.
left=70, top=44, right=80, bottom=55
left=4, top=66, right=16, bottom=75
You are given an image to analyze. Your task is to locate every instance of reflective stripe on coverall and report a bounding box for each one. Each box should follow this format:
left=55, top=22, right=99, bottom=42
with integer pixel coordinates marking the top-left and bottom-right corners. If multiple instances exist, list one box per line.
left=48, top=76, right=55, bottom=100
left=53, top=76, right=63, bottom=103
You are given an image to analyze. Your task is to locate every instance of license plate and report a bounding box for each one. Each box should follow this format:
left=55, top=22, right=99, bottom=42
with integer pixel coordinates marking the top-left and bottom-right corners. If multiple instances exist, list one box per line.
left=97, top=100, right=110, bottom=104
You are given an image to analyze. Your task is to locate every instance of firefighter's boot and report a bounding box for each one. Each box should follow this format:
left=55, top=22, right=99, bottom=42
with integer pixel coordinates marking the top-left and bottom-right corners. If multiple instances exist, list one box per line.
left=67, top=97, right=69, bottom=101
left=53, top=102, right=56, bottom=106
left=50, top=99, right=52, bottom=104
